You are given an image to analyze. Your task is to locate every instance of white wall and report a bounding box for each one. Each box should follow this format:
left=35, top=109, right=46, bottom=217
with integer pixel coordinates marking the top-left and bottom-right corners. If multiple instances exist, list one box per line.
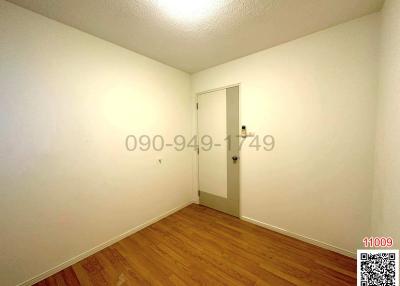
left=372, top=0, right=400, bottom=244
left=192, top=14, right=379, bottom=255
left=0, top=1, right=192, bottom=285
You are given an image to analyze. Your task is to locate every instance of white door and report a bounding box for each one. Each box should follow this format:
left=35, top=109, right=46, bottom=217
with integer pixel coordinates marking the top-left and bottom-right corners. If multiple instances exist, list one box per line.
left=197, top=86, right=240, bottom=217
left=198, top=89, right=228, bottom=198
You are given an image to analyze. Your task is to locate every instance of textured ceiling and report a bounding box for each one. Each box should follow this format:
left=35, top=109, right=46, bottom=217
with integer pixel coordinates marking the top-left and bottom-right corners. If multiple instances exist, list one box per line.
left=7, top=0, right=384, bottom=73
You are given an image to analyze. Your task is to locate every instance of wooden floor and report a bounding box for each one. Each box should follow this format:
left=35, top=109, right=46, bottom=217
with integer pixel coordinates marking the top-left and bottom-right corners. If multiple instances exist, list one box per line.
left=36, top=204, right=356, bottom=286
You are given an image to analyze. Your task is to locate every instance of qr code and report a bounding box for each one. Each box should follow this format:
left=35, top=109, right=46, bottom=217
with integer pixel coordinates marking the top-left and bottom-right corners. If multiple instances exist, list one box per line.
left=357, top=250, right=399, bottom=286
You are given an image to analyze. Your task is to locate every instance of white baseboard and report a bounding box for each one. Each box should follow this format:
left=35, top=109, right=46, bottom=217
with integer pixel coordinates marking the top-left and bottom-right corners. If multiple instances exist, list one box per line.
left=240, top=216, right=356, bottom=259
left=17, top=201, right=194, bottom=286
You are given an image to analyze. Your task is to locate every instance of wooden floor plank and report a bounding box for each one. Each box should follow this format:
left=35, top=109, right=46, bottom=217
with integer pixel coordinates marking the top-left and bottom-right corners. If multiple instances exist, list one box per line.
left=34, top=204, right=356, bottom=286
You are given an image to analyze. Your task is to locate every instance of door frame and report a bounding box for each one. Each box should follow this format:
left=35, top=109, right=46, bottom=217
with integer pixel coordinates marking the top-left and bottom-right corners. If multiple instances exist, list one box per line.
left=196, top=83, right=241, bottom=217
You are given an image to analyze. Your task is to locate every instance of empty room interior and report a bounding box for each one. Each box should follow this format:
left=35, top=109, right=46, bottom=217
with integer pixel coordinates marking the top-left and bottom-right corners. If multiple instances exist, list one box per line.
left=1, top=0, right=400, bottom=285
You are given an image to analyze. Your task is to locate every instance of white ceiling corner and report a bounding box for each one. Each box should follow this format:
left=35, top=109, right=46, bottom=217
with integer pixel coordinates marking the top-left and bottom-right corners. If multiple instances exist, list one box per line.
left=6, top=0, right=384, bottom=73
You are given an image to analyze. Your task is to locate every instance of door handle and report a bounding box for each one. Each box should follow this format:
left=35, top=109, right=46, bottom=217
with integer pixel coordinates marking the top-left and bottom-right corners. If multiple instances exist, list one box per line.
left=232, top=156, right=239, bottom=161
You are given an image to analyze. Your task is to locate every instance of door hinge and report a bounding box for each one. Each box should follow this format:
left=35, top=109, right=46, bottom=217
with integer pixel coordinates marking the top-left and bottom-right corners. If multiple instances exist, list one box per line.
left=198, top=190, right=200, bottom=196
left=196, top=103, right=199, bottom=110
left=197, top=148, right=199, bottom=155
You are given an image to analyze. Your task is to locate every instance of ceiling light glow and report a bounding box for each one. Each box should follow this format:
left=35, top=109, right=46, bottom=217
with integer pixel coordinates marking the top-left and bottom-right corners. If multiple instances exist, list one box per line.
left=156, top=0, right=217, bottom=23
